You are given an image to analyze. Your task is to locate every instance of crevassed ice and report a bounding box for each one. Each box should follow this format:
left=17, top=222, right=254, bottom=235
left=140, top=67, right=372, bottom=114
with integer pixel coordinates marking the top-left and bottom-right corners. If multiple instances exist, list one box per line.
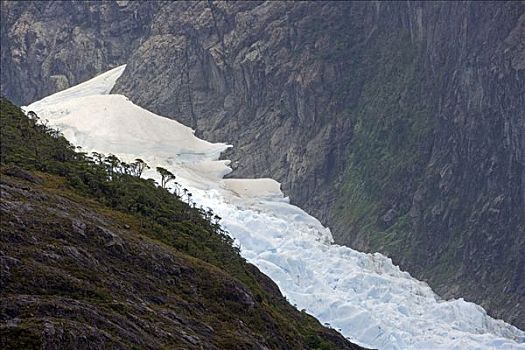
left=25, top=66, right=525, bottom=350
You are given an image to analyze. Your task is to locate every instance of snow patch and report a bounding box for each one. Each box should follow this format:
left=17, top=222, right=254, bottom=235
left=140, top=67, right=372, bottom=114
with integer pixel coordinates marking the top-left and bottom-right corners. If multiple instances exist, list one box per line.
left=223, top=178, right=284, bottom=200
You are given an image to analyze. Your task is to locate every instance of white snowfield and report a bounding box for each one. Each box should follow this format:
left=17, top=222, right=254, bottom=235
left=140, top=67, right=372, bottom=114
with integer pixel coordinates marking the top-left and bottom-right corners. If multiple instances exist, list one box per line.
left=25, top=66, right=525, bottom=350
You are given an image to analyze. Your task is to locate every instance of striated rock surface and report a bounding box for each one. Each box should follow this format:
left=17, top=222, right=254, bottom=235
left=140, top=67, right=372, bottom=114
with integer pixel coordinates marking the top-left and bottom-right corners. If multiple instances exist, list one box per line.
left=1, top=0, right=524, bottom=329
left=0, top=0, right=162, bottom=105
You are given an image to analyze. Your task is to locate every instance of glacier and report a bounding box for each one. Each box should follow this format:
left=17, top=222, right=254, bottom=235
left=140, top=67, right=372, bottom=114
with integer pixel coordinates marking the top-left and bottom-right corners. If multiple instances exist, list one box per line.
left=25, top=66, right=525, bottom=350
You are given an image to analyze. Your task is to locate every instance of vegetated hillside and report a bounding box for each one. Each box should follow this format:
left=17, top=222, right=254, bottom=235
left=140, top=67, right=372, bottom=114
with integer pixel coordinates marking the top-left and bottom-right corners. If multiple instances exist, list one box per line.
left=1, top=1, right=524, bottom=329
left=0, top=99, right=365, bottom=350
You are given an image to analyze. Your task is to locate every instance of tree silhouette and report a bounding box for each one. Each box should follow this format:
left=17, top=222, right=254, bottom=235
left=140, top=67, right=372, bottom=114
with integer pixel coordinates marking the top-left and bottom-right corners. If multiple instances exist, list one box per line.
left=26, top=111, right=39, bottom=121
left=91, top=152, right=105, bottom=165
left=131, top=158, right=149, bottom=177
left=105, top=154, right=121, bottom=179
left=173, top=181, right=181, bottom=196
left=120, top=162, right=131, bottom=175
left=156, top=166, right=176, bottom=189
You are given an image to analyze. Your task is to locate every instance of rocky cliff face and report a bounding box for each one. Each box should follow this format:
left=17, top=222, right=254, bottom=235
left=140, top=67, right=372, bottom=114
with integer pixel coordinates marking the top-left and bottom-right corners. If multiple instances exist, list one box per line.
left=1, top=0, right=524, bottom=329
left=0, top=0, right=162, bottom=105
left=114, top=1, right=356, bottom=226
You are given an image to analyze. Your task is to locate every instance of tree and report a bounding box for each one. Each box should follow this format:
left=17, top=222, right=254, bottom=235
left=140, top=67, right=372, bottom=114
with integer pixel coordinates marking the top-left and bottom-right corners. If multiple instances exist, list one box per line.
left=105, top=154, right=121, bottom=179
left=91, top=152, right=105, bottom=165
left=50, top=128, right=62, bottom=139
left=156, top=166, right=176, bottom=189
left=26, top=111, right=39, bottom=121
left=205, top=208, right=214, bottom=221
left=130, top=158, right=149, bottom=177
left=120, top=162, right=131, bottom=175
left=172, top=181, right=181, bottom=197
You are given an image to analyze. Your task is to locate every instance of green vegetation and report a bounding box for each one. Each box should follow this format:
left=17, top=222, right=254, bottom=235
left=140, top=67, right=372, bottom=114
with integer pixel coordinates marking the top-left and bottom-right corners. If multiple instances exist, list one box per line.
left=0, top=98, right=241, bottom=271
left=333, top=29, right=435, bottom=257
left=0, top=98, right=357, bottom=349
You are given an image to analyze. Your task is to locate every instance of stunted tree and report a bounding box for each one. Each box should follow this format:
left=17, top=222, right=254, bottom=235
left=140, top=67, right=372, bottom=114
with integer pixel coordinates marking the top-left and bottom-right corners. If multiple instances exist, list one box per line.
left=105, top=154, right=121, bottom=179
left=91, top=152, right=105, bottom=165
left=146, top=178, right=157, bottom=186
left=172, top=181, right=182, bottom=197
left=205, top=208, right=214, bottom=221
left=18, top=111, right=38, bottom=137
left=120, top=162, right=131, bottom=175
left=26, top=111, right=39, bottom=121
left=156, top=166, right=176, bottom=189
left=131, top=158, right=149, bottom=177
left=50, top=128, right=62, bottom=139
left=40, top=119, right=50, bottom=133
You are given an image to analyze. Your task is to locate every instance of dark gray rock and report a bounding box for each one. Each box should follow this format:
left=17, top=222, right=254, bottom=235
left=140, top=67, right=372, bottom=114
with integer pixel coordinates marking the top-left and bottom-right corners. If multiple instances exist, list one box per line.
left=4, top=166, right=41, bottom=184
left=0, top=0, right=164, bottom=105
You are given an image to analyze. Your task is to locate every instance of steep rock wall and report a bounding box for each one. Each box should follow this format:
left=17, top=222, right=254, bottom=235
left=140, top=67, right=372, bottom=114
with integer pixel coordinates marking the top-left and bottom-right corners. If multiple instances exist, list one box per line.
left=0, top=0, right=162, bottom=105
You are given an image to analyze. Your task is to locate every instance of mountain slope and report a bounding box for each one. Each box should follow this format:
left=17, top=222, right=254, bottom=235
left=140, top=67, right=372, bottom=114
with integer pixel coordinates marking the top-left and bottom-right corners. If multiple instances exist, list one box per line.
left=0, top=0, right=162, bottom=105
left=0, top=99, right=362, bottom=350
left=22, top=66, right=525, bottom=350
left=1, top=0, right=524, bottom=330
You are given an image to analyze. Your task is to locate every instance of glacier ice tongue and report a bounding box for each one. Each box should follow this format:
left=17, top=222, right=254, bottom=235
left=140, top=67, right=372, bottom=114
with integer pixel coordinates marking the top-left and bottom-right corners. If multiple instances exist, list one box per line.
left=25, top=67, right=525, bottom=350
